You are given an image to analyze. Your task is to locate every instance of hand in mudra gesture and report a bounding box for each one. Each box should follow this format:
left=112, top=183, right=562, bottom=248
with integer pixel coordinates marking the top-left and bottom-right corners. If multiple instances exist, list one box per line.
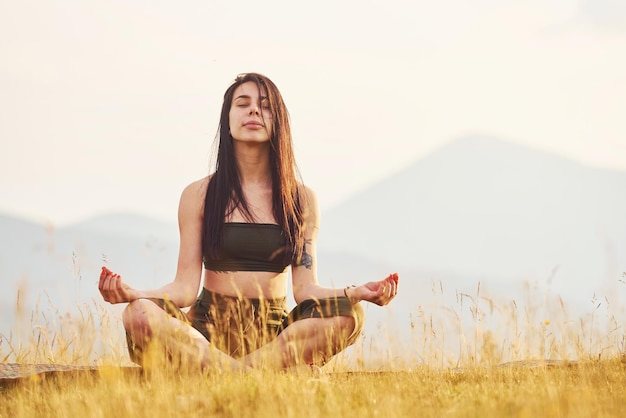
left=98, top=266, right=140, bottom=304
left=351, top=273, right=399, bottom=306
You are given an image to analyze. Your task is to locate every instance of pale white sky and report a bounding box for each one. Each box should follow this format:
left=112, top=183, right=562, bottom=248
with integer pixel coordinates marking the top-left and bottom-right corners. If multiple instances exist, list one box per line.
left=1, top=0, right=625, bottom=226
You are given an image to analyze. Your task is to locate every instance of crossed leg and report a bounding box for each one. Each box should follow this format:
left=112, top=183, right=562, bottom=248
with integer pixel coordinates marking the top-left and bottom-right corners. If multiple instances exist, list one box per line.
left=241, top=315, right=358, bottom=370
left=122, top=299, right=249, bottom=372
left=122, top=298, right=361, bottom=372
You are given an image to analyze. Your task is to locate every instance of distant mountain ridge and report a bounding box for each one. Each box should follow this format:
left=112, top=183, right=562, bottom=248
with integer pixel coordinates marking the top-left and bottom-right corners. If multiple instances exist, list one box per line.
left=59, top=212, right=178, bottom=242
left=319, top=135, right=626, bottom=298
left=0, top=211, right=180, bottom=337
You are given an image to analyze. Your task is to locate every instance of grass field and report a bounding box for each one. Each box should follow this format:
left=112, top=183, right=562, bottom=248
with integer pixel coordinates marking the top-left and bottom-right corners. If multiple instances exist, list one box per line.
left=2, top=279, right=625, bottom=418
left=2, top=359, right=625, bottom=417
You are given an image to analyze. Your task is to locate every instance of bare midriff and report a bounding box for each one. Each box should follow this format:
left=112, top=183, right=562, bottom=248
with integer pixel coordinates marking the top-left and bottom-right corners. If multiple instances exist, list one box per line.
left=202, top=269, right=290, bottom=300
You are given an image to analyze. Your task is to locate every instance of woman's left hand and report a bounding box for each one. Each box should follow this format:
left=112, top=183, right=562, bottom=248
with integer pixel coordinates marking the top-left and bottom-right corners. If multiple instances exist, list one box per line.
left=351, top=273, right=399, bottom=306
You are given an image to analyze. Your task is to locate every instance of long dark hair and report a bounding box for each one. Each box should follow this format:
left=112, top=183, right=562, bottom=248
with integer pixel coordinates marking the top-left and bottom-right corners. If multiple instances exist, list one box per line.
left=203, top=73, right=306, bottom=265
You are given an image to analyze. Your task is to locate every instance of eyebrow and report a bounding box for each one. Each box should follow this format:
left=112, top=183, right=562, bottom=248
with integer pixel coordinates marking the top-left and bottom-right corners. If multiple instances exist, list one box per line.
left=234, top=94, right=269, bottom=101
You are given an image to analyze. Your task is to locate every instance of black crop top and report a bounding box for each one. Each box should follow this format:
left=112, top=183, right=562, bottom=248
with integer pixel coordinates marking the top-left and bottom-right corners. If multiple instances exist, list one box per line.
left=203, top=223, right=291, bottom=273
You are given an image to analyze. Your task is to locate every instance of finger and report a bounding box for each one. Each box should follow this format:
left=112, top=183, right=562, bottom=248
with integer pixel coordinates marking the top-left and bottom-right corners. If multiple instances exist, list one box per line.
left=380, top=282, right=390, bottom=300
left=111, top=274, right=122, bottom=293
left=100, top=275, right=115, bottom=301
left=102, top=272, right=114, bottom=291
left=389, top=275, right=398, bottom=296
left=378, top=281, right=387, bottom=296
left=106, top=275, right=122, bottom=303
left=104, top=273, right=120, bottom=299
left=98, top=267, right=108, bottom=290
left=113, top=274, right=128, bottom=300
left=387, top=276, right=396, bottom=297
left=100, top=271, right=113, bottom=292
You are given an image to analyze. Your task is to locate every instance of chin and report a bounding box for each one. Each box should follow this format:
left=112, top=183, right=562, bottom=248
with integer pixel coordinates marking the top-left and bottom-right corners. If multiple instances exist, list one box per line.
left=235, top=137, right=271, bottom=144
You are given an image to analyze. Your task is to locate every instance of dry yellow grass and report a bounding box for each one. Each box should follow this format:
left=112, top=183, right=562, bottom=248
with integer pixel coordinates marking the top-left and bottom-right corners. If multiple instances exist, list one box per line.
left=2, top=359, right=625, bottom=417
left=2, top=277, right=626, bottom=418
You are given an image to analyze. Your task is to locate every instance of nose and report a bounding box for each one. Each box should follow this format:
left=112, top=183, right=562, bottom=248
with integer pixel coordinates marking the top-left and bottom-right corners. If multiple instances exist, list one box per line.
left=249, top=104, right=260, bottom=115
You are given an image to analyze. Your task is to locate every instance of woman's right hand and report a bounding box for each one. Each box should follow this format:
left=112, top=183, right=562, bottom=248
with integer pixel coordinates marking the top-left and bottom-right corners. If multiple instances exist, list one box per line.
left=98, top=266, right=140, bottom=304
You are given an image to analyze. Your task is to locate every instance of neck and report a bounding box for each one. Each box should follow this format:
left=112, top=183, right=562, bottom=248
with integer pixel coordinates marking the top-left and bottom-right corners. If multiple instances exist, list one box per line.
left=234, top=142, right=272, bottom=186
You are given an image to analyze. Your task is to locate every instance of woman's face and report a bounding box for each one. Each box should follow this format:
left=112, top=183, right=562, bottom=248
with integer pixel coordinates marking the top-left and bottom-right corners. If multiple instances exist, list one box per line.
left=228, top=81, right=273, bottom=144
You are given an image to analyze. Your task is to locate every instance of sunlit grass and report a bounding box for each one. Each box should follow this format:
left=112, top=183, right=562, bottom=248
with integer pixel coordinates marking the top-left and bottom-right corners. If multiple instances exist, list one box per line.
left=2, top=275, right=626, bottom=417
left=2, top=357, right=625, bottom=417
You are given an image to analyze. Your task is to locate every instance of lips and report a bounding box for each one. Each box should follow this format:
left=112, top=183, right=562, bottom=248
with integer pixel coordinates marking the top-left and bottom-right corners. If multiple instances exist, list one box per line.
left=244, top=121, right=264, bottom=128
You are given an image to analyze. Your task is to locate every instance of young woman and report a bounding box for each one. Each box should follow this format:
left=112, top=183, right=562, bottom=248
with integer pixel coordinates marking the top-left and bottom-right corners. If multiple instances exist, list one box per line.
left=98, top=73, right=399, bottom=372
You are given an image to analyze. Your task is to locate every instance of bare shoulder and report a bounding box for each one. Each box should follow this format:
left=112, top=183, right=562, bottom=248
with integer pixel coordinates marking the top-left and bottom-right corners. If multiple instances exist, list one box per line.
left=298, top=183, right=320, bottom=228
left=298, top=183, right=318, bottom=205
left=179, top=176, right=211, bottom=217
left=298, top=183, right=319, bottom=209
left=182, top=176, right=210, bottom=196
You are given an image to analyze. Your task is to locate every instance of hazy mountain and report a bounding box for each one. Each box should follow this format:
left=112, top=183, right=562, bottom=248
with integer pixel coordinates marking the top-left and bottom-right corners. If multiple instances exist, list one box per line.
left=62, top=212, right=178, bottom=242
left=0, top=212, right=180, bottom=337
left=319, top=135, right=626, bottom=303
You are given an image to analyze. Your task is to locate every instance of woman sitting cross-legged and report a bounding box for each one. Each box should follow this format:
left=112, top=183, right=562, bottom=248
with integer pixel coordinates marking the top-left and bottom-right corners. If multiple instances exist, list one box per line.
left=98, top=72, right=399, bottom=372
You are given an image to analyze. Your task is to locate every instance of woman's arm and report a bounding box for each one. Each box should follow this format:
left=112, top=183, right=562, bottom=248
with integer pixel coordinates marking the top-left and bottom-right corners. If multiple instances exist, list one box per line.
left=290, top=186, right=398, bottom=306
left=98, top=179, right=206, bottom=308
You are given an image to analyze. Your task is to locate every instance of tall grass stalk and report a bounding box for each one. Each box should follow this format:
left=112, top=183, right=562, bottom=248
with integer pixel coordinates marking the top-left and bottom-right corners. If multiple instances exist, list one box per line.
left=2, top=276, right=625, bottom=417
